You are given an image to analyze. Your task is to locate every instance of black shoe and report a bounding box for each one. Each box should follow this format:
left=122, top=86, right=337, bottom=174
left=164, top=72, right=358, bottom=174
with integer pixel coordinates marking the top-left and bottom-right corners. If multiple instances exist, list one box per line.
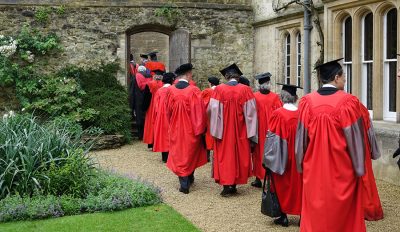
left=220, top=185, right=236, bottom=197
left=179, top=187, right=189, bottom=194
left=161, top=152, right=168, bottom=163
left=251, top=178, right=262, bottom=188
left=274, top=214, right=289, bottom=227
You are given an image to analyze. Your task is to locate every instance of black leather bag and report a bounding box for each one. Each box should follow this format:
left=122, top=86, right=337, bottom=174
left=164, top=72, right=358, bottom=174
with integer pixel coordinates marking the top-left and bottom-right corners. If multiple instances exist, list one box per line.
left=261, top=169, right=282, bottom=217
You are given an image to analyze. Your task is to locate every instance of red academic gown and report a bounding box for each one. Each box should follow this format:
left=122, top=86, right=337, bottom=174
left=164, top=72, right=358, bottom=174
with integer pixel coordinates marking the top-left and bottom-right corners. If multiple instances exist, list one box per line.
left=153, top=85, right=171, bottom=152
left=360, top=105, right=384, bottom=221
left=143, top=80, right=163, bottom=145
left=295, top=90, right=368, bottom=232
left=201, top=87, right=215, bottom=150
left=165, top=84, right=207, bottom=176
left=208, top=82, right=258, bottom=185
left=253, top=91, right=282, bottom=180
left=265, top=107, right=302, bottom=215
left=145, top=61, right=166, bottom=76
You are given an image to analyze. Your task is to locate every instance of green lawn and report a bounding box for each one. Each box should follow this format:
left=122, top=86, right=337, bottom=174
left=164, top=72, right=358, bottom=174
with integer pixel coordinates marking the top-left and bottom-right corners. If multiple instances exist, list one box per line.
left=0, top=204, right=200, bottom=232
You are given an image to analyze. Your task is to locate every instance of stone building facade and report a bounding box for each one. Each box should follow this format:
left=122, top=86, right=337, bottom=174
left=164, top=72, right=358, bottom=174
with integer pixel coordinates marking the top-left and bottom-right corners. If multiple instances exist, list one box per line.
left=0, top=0, right=254, bottom=88
left=253, top=0, right=400, bottom=185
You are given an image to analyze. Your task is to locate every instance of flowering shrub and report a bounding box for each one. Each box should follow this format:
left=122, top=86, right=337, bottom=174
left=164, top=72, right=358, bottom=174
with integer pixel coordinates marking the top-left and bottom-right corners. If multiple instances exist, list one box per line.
left=0, top=35, right=17, bottom=58
left=0, top=172, right=162, bottom=222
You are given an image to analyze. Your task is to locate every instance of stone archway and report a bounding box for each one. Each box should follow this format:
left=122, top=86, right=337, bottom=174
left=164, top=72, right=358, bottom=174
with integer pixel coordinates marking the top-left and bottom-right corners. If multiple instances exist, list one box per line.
left=125, top=24, right=191, bottom=84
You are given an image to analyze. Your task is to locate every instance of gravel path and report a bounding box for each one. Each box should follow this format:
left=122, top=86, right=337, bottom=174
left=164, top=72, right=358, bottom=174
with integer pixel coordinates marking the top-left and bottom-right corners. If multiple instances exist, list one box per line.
left=92, top=142, right=400, bottom=232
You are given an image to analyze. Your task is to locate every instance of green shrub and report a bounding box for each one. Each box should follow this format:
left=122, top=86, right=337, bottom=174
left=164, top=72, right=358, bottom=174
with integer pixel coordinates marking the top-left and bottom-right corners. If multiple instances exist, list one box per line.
left=61, top=63, right=132, bottom=142
left=35, top=7, right=52, bottom=25
left=0, top=114, right=92, bottom=200
left=45, top=149, right=94, bottom=198
left=0, top=172, right=162, bottom=222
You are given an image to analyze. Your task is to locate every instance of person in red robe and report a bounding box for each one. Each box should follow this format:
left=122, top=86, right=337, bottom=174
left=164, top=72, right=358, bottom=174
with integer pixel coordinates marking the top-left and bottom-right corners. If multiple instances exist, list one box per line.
left=165, top=63, right=208, bottom=194
left=201, top=76, right=220, bottom=162
left=264, top=83, right=303, bottom=227
left=359, top=104, right=384, bottom=221
left=208, top=63, right=258, bottom=197
left=251, top=72, right=282, bottom=188
left=142, top=70, right=164, bottom=148
left=295, top=58, right=380, bottom=232
left=145, top=52, right=166, bottom=76
left=153, top=72, right=176, bottom=163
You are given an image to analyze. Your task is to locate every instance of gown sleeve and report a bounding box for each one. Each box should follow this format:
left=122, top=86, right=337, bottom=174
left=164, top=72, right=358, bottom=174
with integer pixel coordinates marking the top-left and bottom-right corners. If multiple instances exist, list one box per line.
left=273, top=95, right=283, bottom=110
left=340, top=95, right=367, bottom=177
left=190, top=87, right=207, bottom=136
left=360, top=104, right=381, bottom=160
left=165, top=88, right=173, bottom=122
left=263, top=111, right=288, bottom=175
left=295, top=96, right=310, bottom=173
left=201, top=89, right=212, bottom=106
left=243, top=87, right=258, bottom=143
left=207, top=87, right=224, bottom=139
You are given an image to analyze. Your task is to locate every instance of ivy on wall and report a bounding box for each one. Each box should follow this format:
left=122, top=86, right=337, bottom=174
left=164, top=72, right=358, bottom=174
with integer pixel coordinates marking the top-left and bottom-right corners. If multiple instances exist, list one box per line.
left=154, top=3, right=183, bottom=24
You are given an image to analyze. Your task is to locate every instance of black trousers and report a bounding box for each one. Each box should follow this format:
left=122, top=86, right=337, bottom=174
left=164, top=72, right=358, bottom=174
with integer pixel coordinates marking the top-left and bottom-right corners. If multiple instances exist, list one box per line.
left=178, top=171, right=195, bottom=190
left=161, top=152, right=169, bottom=162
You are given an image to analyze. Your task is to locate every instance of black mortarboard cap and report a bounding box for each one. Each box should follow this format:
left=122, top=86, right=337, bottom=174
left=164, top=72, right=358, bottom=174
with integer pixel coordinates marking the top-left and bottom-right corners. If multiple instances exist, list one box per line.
left=239, top=76, right=250, bottom=86
left=208, top=76, right=220, bottom=86
left=148, top=51, right=158, bottom=58
left=220, top=63, right=243, bottom=77
left=162, top=72, right=176, bottom=83
left=153, top=69, right=165, bottom=75
left=255, top=72, right=271, bottom=84
left=314, top=58, right=344, bottom=81
left=140, top=54, right=148, bottom=59
left=175, top=63, right=194, bottom=76
left=277, top=83, right=303, bottom=96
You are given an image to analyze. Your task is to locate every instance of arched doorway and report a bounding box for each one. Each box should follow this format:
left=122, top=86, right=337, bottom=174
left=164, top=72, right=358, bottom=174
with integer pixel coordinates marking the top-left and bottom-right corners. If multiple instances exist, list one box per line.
left=125, top=24, right=191, bottom=139
left=125, top=24, right=191, bottom=82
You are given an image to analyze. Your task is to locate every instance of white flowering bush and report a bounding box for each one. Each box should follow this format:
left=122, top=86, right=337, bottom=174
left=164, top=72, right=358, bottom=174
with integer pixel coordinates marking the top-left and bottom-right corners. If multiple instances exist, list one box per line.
left=0, top=35, right=17, bottom=58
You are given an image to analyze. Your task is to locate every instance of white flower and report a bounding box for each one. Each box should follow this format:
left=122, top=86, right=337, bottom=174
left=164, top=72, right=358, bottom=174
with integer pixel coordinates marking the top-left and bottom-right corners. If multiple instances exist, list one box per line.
left=9, top=110, right=15, bottom=117
left=21, top=108, right=25, bottom=112
left=0, top=37, right=17, bottom=58
left=2, top=114, right=9, bottom=120
left=27, top=53, right=35, bottom=63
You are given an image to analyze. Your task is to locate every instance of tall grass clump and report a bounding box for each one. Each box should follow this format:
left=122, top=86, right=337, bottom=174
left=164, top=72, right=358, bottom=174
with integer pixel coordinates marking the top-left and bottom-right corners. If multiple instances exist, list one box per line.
left=0, top=114, right=94, bottom=200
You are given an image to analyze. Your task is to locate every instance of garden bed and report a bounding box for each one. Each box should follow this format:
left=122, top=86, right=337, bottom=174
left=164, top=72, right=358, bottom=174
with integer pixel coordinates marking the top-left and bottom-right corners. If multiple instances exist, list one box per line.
left=0, top=115, right=160, bottom=223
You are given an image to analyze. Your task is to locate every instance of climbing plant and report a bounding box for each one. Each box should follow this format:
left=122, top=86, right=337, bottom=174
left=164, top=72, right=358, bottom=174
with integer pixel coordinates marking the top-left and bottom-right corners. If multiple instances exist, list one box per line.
left=154, top=3, right=183, bottom=24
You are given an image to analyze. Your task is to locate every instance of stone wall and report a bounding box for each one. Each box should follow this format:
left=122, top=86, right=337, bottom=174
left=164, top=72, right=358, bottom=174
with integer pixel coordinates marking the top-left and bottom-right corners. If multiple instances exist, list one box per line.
left=372, top=122, right=400, bottom=186
left=0, top=0, right=254, bottom=89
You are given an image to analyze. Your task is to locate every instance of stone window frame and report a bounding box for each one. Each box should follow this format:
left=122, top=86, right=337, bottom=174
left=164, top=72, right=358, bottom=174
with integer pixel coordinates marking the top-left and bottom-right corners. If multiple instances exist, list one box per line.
left=342, top=15, right=353, bottom=94
left=361, top=11, right=374, bottom=112
left=285, top=33, right=291, bottom=84
left=383, top=7, right=398, bottom=121
left=296, top=32, right=302, bottom=86
left=279, top=25, right=302, bottom=85
left=328, top=0, right=400, bottom=123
